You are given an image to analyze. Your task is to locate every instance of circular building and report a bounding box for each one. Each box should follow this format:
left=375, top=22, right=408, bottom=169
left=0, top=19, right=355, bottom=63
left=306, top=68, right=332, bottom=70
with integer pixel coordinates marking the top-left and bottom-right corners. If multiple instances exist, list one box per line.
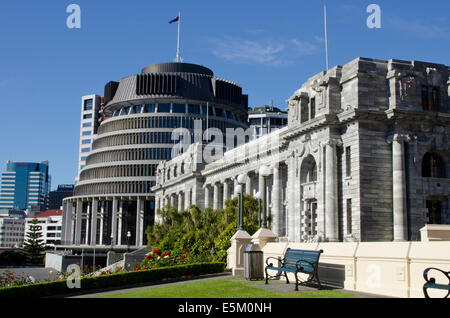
left=62, top=62, right=249, bottom=249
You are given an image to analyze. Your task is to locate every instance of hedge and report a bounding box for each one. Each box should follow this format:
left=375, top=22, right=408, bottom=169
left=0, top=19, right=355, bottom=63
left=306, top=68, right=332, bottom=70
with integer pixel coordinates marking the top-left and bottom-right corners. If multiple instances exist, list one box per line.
left=0, top=262, right=226, bottom=298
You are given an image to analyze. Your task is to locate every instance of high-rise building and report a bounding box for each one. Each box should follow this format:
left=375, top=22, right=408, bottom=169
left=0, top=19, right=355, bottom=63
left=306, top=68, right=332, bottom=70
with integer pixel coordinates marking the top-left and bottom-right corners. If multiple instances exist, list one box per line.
left=48, top=185, right=74, bottom=210
left=0, top=161, right=51, bottom=211
left=77, top=95, right=103, bottom=182
left=248, top=105, right=288, bottom=138
left=62, top=62, right=249, bottom=248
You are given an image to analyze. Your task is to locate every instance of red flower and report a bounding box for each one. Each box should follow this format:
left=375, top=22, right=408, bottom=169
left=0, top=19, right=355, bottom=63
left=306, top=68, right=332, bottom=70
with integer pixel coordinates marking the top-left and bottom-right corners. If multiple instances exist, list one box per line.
left=184, top=248, right=190, bottom=253
left=181, top=255, right=186, bottom=260
left=136, top=266, right=141, bottom=271
left=146, top=254, right=151, bottom=259
left=152, top=249, right=160, bottom=255
left=144, top=267, right=149, bottom=270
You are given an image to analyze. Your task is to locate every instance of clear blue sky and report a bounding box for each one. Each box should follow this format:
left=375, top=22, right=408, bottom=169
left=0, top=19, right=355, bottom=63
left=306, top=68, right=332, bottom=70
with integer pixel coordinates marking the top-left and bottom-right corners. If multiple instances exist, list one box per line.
left=0, top=0, right=449, bottom=188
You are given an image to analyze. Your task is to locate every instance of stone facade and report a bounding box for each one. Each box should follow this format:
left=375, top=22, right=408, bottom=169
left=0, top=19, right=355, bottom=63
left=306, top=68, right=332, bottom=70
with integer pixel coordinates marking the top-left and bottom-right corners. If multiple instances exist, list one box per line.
left=154, top=57, right=450, bottom=242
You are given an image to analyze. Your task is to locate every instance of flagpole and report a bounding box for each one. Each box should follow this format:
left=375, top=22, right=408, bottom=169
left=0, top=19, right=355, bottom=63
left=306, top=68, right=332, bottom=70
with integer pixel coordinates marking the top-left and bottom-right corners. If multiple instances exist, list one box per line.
left=176, top=11, right=181, bottom=63
left=324, top=4, right=329, bottom=71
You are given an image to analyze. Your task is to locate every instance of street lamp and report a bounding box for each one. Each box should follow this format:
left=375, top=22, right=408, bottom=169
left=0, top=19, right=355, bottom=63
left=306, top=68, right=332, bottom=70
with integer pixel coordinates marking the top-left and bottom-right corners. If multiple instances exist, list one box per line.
left=127, top=231, right=131, bottom=251
left=237, top=174, right=247, bottom=231
left=255, top=191, right=262, bottom=228
left=234, top=184, right=243, bottom=231
left=259, top=165, right=271, bottom=229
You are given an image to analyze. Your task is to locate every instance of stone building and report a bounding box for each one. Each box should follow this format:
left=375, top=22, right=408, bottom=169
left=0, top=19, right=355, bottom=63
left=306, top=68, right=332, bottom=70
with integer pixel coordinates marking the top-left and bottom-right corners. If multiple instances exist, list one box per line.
left=153, top=57, right=450, bottom=242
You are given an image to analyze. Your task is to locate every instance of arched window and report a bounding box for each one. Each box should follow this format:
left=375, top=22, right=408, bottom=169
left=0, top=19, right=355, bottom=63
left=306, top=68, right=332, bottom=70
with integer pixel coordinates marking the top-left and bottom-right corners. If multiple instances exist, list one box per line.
left=300, top=155, right=317, bottom=184
left=422, top=152, right=446, bottom=178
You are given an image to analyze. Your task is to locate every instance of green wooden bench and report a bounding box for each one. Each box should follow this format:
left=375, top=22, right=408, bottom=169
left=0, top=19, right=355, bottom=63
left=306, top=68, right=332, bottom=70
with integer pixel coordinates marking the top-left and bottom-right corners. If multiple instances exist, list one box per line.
left=423, top=267, right=450, bottom=298
left=265, top=248, right=323, bottom=291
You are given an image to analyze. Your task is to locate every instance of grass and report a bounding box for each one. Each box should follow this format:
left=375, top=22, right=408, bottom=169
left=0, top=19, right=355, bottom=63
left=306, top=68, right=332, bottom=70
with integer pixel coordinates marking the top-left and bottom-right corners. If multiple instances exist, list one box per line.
left=93, top=277, right=361, bottom=298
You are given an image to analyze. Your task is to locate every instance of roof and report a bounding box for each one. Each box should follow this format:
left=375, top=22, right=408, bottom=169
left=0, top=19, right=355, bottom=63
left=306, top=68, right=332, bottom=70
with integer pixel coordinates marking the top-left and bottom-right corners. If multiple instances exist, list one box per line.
left=28, top=210, right=62, bottom=218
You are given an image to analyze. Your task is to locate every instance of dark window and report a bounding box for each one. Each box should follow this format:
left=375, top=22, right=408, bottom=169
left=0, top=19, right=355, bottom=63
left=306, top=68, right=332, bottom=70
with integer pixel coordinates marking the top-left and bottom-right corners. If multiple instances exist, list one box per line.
left=172, top=104, right=186, bottom=114
left=422, top=153, right=446, bottom=178
left=84, top=99, right=93, bottom=111
left=188, top=104, right=200, bottom=115
left=345, top=146, right=352, bottom=177
left=346, top=199, right=352, bottom=235
left=83, top=114, right=93, bottom=119
left=422, top=86, right=439, bottom=111
left=145, top=104, right=156, bottom=113
left=311, top=98, right=316, bottom=119
left=158, top=104, right=171, bottom=113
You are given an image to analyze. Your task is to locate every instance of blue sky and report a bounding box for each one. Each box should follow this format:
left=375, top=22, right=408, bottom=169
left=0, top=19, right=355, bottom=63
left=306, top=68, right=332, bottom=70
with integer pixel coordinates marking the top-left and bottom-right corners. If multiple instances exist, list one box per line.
left=0, top=0, right=449, bottom=188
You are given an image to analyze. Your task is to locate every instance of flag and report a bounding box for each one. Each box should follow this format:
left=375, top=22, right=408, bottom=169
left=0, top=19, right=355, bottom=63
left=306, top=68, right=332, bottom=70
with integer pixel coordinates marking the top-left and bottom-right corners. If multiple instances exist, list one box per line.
left=169, top=15, right=179, bottom=24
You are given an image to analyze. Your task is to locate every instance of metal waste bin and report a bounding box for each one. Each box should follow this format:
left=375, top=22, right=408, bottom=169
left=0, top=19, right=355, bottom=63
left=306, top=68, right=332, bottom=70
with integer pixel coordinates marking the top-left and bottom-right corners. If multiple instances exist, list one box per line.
left=244, top=243, right=264, bottom=281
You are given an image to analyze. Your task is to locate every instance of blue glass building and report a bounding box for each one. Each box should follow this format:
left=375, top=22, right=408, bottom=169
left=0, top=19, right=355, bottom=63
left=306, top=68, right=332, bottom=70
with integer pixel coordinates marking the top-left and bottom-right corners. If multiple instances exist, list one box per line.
left=0, top=161, right=51, bottom=211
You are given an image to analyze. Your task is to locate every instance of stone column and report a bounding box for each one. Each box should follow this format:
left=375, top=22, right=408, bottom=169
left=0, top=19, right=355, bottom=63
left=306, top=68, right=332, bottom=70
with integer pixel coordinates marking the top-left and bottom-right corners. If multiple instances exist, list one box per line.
left=63, top=201, right=73, bottom=245
left=90, top=199, right=98, bottom=246
left=271, top=164, right=281, bottom=236
left=245, top=174, right=252, bottom=196
left=392, top=134, right=409, bottom=241
left=178, top=193, right=183, bottom=211
left=185, top=189, right=191, bottom=209
left=213, top=183, right=220, bottom=210
left=136, top=198, right=143, bottom=247
left=205, top=186, right=211, bottom=209
left=85, top=203, right=90, bottom=245
left=287, top=155, right=296, bottom=241
left=223, top=181, right=230, bottom=209
left=170, top=195, right=175, bottom=207
left=99, top=201, right=105, bottom=245
left=111, top=198, right=118, bottom=246
left=117, top=201, right=123, bottom=246
left=325, top=140, right=339, bottom=242
left=75, top=199, right=82, bottom=245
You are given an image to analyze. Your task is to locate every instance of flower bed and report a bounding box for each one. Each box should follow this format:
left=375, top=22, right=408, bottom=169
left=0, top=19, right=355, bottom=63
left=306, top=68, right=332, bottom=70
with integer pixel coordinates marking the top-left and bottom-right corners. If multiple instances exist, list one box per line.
left=0, top=262, right=226, bottom=298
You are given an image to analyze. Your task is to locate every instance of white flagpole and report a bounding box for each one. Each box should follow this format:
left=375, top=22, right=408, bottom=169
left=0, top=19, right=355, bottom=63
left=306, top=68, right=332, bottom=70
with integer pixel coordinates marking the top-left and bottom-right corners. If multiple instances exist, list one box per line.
left=324, top=4, right=329, bottom=71
left=176, top=11, right=182, bottom=63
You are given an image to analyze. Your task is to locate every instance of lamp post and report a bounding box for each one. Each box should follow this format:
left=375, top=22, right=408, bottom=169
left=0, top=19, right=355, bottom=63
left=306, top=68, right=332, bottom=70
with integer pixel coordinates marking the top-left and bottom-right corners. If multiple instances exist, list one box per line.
left=255, top=191, right=262, bottom=228
left=237, top=174, right=247, bottom=231
left=127, top=231, right=131, bottom=251
left=235, top=184, right=243, bottom=231
left=259, top=165, right=271, bottom=229
left=110, top=234, right=114, bottom=251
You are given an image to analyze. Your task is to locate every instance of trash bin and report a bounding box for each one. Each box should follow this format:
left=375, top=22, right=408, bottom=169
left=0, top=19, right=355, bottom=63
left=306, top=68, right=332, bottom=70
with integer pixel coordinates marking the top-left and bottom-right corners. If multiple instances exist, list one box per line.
left=244, top=243, right=264, bottom=281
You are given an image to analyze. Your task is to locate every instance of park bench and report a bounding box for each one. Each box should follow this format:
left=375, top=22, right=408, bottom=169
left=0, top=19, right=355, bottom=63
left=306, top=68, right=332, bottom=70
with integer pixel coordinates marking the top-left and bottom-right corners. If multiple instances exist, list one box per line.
left=265, top=248, right=323, bottom=291
left=423, top=267, right=450, bottom=298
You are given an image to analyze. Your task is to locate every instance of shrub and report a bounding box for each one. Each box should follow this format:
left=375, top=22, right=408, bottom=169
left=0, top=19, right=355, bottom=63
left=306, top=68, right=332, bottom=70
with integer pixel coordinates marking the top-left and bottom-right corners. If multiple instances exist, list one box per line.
left=0, top=262, right=226, bottom=298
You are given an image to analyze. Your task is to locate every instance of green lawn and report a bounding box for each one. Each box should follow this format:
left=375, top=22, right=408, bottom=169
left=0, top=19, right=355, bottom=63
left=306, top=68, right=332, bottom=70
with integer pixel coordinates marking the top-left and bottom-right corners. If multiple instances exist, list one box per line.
left=94, top=277, right=361, bottom=298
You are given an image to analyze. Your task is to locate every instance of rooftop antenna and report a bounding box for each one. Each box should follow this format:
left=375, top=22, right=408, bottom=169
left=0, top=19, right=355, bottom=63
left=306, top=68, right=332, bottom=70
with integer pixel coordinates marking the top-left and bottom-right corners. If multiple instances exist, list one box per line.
left=324, top=4, right=329, bottom=71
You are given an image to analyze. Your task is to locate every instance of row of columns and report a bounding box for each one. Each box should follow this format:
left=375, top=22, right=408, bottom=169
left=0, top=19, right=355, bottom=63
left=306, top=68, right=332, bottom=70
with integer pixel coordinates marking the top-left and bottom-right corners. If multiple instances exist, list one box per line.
left=63, top=198, right=146, bottom=247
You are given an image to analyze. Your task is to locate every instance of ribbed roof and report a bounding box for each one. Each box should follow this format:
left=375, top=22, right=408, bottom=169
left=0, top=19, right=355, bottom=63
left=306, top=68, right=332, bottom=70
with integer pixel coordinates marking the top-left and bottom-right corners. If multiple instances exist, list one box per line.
left=141, top=62, right=214, bottom=76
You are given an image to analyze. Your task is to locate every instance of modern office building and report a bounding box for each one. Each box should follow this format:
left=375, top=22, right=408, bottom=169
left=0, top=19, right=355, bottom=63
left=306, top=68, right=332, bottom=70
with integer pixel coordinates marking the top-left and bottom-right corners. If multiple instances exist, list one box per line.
left=0, top=209, right=26, bottom=248
left=25, top=210, right=62, bottom=247
left=154, top=57, right=450, bottom=242
left=77, top=94, right=103, bottom=182
left=248, top=105, right=288, bottom=138
left=62, top=62, right=249, bottom=248
left=48, top=185, right=74, bottom=210
left=0, top=161, right=51, bottom=211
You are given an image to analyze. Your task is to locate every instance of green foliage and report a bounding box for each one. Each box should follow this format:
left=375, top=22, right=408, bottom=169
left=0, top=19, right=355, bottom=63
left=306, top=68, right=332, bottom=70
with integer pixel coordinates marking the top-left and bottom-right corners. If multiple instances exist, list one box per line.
left=0, top=262, right=226, bottom=298
left=144, top=195, right=260, bottom=266
left=22, top=218, right=46, bottom=264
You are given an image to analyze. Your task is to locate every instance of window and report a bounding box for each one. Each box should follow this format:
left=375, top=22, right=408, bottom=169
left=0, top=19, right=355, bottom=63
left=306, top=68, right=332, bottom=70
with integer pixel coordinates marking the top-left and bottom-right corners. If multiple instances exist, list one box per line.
left=83, top=114, right=93, bottom=119
left=120, top=107, right=131, bottom=116
left=422, top=86, right=439, bottom=111
left=188, top=104, right=200, bottom=115
left=81, top=147, right=90, bottom=153
left=345, top=146, right=352, bottom=177
left=84, top=99, right=93, bottom=111
left=422, top=153, right=446, bottom=178
left=157, top=104, right=171, bottom=113
left=310, top=97, right=316, bottom=119
left=145, top=104, right=156, bottom=113
left=82, top=131, right=91, bottom=136
left=172, top=104, right=186, bottom=114
left=346, top=199, right=352, bottom=235
left=82, top=122, right=92, bottom=128
left=82, top=139, right=91, bottom=145
left=80, top=156, right=87, bottom=161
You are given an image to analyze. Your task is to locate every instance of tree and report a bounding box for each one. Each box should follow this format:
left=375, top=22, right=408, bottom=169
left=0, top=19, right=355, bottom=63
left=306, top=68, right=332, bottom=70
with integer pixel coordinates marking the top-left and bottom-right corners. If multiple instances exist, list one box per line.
left=23, top=218, right=46, bottom=263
